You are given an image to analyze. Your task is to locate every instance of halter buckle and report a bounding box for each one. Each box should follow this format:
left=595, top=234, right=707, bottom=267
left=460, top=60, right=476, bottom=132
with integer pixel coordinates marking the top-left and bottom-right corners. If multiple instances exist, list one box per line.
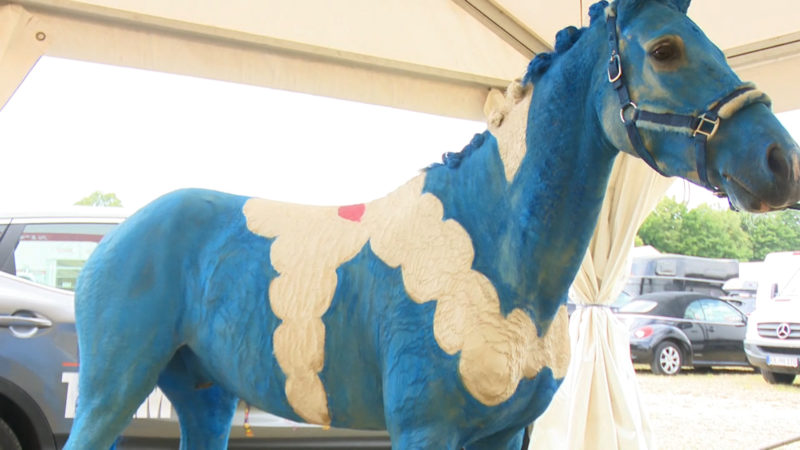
left=693, top=114, right=720, bottom=138
left=607, top=53, right=622, bottom=83
left=619, top=102, right=638, bottom=124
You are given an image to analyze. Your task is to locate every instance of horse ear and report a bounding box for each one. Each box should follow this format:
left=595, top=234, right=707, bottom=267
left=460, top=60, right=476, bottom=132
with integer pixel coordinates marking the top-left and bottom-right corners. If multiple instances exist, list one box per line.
left=616, top=0, right=692, bottom=14
left=615, top=0, right=690, bottom=15
left=670, top=0, right=690, bottom=13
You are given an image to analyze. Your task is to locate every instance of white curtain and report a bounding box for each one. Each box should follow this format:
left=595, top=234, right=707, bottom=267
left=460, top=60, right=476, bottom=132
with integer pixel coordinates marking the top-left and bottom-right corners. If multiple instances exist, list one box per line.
left=530, top=153, right=673, bottom=449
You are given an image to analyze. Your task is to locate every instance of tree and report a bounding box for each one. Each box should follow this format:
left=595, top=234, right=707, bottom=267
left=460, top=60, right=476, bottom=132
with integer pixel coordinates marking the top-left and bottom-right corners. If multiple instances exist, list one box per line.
left=680, top=205, right=751, bottom=260
left=637, top=197, right=688, bottom=255
left=741, top=210, right=800, bottom=260
left=75, top=191, right=123, bottom=207
left=637, top=197, right=800, bottom=261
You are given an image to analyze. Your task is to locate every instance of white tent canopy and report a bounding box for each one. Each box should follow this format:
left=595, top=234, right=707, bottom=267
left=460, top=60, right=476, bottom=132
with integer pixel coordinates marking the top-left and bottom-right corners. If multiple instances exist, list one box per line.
left=1, top=0, right=799, bottom=116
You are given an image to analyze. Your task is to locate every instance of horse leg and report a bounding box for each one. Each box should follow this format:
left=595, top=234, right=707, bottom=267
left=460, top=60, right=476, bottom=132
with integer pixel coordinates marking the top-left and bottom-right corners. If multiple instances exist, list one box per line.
left=464, top=427, right=526, bottom=450
left=157, top=347, right=239, bottom=450
left=63, top=318, right=177, bottom=449
left=63, top=242, right=189, bottom=450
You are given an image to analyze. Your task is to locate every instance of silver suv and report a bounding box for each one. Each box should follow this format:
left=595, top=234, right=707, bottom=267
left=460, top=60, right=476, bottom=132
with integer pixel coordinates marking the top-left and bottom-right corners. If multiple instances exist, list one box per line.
left=0, top=210, right=389, bottom=449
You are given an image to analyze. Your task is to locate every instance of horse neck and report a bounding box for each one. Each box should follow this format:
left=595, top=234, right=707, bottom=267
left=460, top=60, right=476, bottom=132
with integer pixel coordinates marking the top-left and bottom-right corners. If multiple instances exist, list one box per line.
left=423, top=33, right=619, bottom=324
left=511, top=72, right=619, bottom=321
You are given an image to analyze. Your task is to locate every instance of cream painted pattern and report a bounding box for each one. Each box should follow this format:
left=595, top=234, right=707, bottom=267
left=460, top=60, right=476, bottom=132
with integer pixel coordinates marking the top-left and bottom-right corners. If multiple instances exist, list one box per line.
left=486, top=80, right=533, bottom=183
left=244, top=174, right=570, bottom=423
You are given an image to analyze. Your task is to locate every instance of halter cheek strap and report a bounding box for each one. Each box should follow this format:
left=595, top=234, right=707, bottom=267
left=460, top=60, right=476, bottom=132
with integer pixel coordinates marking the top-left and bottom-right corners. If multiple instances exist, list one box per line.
left=604, top=13, right=770, bottom=192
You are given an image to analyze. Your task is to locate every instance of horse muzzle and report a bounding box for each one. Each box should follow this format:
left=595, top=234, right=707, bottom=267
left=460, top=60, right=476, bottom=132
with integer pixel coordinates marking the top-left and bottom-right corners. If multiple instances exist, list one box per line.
left=718, top=127, right=800, bottom=213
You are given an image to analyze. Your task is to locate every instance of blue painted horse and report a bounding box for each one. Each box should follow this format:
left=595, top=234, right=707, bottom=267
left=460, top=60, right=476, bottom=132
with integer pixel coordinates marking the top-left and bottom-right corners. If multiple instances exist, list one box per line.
left=66, top=0, right=800, bottom=448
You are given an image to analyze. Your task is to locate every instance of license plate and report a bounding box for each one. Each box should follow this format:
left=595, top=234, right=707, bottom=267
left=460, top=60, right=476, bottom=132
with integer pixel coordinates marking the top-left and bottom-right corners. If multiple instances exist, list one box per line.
left=767, top=355, right=799, bottom=368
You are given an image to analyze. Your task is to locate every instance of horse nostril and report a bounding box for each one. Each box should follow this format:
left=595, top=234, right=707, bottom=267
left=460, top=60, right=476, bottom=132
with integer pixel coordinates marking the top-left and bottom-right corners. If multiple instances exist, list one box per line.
left=767, top=143, right=790, bottom=181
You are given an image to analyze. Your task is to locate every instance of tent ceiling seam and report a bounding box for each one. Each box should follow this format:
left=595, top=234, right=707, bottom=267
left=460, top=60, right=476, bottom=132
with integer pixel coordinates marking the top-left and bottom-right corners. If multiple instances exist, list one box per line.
left=15, top=0, right=512, bottom=90
left=451, top=0, right=552, bottom=59
left=726, top=32, right=800, bottom=68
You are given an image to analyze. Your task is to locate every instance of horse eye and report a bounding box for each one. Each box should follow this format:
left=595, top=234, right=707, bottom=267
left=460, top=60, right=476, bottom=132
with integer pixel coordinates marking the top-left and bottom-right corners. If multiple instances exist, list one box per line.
left=650, top=42, right=677, bottom=62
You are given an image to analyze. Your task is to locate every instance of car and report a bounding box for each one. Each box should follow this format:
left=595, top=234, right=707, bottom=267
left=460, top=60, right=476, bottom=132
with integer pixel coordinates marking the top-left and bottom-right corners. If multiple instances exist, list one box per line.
left=745, top=297, right=800, bottom=385
left=744, top=251, right=800, bottom=385
left=616, top=292, right=751, bottom=375
left=0, top=210, right=390, bottom=449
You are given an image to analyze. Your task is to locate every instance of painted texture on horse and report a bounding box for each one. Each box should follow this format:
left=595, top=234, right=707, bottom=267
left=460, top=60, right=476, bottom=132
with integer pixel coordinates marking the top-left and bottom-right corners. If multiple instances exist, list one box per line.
left=65, top=0, right=800, bottom=449
left=244, top=170, right=570, bottom=424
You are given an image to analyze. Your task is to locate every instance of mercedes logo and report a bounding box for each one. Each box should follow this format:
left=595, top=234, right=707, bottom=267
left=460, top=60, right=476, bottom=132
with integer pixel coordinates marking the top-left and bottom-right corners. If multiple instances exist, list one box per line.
left=776, top=323, right=792, bottom=340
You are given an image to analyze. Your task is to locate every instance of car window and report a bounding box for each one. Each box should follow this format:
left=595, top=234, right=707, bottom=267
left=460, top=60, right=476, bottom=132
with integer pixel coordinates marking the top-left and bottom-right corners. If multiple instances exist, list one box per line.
left=618, top=300, right=657, bottom=314
left=0, top=224, right=6, bottom=238
left=13, top=223, right=115, bottom=291
left=684, top=301, right=706, bottom=320
left=696, top=299, right=743, bottom=323
left=778, top=268, right=800, bottom=297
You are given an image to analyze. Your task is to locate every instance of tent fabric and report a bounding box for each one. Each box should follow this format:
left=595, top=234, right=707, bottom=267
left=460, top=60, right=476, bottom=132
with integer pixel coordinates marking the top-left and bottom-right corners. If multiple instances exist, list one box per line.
left=530, top=153, right=673, bottom=449
left=2, top=2, right=799, bottom=116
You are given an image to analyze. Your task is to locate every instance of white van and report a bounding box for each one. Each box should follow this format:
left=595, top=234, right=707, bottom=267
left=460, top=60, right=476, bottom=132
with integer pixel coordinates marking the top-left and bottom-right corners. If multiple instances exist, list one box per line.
left=743, top=251, right=800, bottom=385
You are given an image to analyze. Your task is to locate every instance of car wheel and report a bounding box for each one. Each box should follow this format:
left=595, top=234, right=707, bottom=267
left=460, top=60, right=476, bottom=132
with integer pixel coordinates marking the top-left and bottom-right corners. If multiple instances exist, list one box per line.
left=0, top=417, right=22, bottom=450
left=762, top=370, right=796, bottom=385
left=651, top=341, right=682, bottom=375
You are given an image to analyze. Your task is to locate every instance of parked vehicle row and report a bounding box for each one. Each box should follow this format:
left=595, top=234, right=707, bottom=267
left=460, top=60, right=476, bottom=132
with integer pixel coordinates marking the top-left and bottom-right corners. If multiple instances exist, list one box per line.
left=616, top=251, right=800, bottom=384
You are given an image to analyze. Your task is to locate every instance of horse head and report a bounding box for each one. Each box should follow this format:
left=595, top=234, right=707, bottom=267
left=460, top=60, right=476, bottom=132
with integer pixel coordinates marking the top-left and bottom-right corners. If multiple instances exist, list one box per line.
left=594, top=0, right=800, bottom=212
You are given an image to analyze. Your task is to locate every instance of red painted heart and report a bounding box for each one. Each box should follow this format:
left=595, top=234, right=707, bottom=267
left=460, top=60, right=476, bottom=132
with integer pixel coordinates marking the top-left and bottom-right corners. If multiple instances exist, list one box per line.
left=338, top=204, right=366, bottom=222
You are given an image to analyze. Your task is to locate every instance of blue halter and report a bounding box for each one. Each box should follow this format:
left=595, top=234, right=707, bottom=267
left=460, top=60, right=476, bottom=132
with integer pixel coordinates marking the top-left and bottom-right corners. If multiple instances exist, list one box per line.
left=605, top=13, right=764, bottom=193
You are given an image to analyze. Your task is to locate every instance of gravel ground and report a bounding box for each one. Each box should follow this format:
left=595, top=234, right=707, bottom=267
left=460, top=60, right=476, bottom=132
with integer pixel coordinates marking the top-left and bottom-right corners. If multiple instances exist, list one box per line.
left=636, top=368, right=800, bottom=450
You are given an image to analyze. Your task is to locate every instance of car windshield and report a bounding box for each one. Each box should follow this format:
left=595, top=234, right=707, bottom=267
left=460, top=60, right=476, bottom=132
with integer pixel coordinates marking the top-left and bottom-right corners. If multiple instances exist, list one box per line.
left=778, top=268, right=800, bottom=297
left=618, top=300, right=657, bottom=314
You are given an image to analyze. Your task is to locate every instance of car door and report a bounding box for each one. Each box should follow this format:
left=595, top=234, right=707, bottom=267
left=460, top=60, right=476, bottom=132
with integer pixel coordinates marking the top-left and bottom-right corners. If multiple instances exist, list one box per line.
left=0, top=220, right=118, bottom=442
left=682, top=300, right=710, bottom=360
left=698, top=299, right=748, bottom=364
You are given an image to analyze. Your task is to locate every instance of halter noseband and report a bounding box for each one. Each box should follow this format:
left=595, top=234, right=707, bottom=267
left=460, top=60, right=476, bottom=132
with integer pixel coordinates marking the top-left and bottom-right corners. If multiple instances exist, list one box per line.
left=605, top=12, right=768, bottom=192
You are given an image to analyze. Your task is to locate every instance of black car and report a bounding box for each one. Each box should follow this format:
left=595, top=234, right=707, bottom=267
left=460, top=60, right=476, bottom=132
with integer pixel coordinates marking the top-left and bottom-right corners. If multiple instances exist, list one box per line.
left=616, top=292, right=751, bottom=375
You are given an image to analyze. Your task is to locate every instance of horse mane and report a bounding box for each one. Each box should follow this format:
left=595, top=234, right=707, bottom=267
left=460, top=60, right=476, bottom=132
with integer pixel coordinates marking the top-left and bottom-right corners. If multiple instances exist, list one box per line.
left=523, top=1, right=609, bottom=85
left=430, top=131, right=490, bottom=170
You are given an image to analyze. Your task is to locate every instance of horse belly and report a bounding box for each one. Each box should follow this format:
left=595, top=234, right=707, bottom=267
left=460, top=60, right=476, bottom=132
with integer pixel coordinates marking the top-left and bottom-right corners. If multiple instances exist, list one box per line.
left=189, top=304, right=304, bottom=423
left=323, top=248, right=566, bottom=441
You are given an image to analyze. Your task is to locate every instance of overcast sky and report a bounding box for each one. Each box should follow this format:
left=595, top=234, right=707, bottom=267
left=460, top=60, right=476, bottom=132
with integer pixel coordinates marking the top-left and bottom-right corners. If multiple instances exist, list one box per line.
left=0, top=56, right=485, bottom=212
left=1, top=56, right=798, bottom=212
